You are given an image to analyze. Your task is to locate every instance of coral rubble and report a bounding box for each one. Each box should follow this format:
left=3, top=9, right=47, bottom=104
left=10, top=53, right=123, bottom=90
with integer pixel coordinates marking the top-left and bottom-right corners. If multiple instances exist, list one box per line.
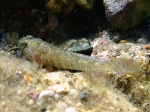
left=0, top=49, right=139, bottom=112
left=1, top=0, right=150, bottom=111
left=18, top=35, right=150, bottom=111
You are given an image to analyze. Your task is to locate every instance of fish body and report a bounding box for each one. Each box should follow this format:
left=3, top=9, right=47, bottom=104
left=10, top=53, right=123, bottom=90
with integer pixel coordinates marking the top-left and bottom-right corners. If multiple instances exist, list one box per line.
left=18, top=35, right=144, bottom=77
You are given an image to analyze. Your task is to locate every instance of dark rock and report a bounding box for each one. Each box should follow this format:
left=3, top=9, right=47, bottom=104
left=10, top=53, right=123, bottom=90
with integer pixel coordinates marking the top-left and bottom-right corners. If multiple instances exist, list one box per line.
left=104, top=0, right=150, bottom=30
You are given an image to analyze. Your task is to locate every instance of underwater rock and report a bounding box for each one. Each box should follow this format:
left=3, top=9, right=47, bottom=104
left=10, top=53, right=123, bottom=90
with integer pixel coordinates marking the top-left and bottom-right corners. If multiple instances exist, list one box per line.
left=137, top=36, right=148, bottom=44
left=1, top=32, right=19, bottom=45
left=45, top=0, right=93, bottom=18
left=104, top=0, right=150, bottom=30
left=45, top=9, right=95, bottom=48
left=45, top=0, right=76, bottom=17
left=60, top=38, right=92, bottom=55
left=69, top=38, right=92, bottom=54
left=75, top=0, right=93, bottom=10
left=45, top=0, right=62, bottom=13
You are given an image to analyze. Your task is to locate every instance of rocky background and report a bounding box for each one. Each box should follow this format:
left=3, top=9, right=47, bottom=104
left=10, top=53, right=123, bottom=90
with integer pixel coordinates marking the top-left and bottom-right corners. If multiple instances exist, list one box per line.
left=0, top=0, right=150, bottom=112
left=1, top=0, right=150, bottom=44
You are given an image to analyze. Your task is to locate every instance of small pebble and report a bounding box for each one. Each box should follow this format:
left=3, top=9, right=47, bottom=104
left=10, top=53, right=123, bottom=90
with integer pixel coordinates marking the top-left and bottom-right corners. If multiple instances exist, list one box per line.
left=112, top=34, right=121, bottom=43
left=41, top=108, right=47, bottom=112
left=146, top=53, right=150, bottom=56
left=65, top=107, right=76, bottom=112
left=38, top=90, right=55, bottom=99
left=76, top=102, right=82, bottom=107
left=120, top=40, right=126, bottom=43
left=17, top=90, right=22, bottom=95
left=2, top=32, right=19, bottom=45
left=45, top=111, right=50, bottom=112
left=28, top=99, right=35, bottom=106
left=1, top=102, right=6, bottom=106
left=68, top=89, right=79, bottom=100
left=37, top=98, right=45, bottom=106
left=54, top=94, right=60, bottom=99
left=57, top=102, right=67, bottom=110
left=52, top=83, right=70, bottom=93
left=80, top=90, right=88, bottom=100
left=137, top=37, right=148, bottom=44
left=36, top=86, right=43, bottom=92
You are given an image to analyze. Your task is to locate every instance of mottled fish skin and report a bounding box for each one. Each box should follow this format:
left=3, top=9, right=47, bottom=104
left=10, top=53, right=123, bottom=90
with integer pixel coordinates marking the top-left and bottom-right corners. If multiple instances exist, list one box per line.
left=18, top=35, right=144, bottom=77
